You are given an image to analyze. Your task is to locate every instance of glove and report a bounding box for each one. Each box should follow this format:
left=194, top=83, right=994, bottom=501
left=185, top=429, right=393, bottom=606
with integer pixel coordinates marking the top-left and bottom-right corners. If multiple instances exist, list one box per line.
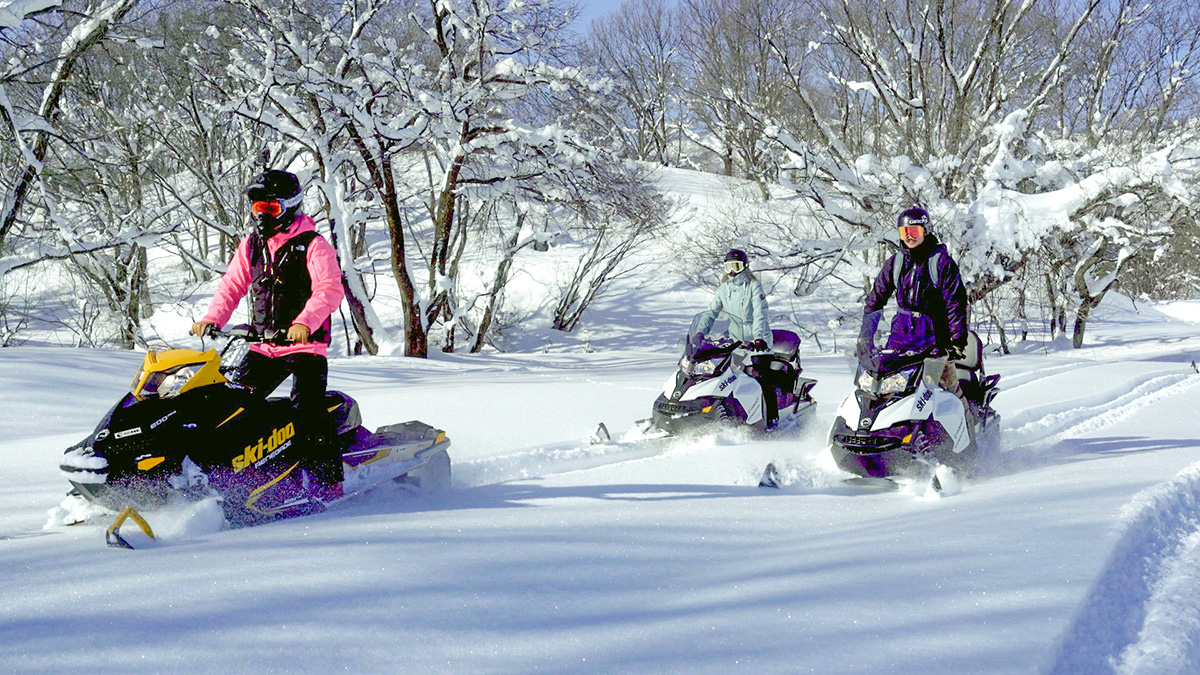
left=191, top=320, right=215, bottom=337
left=288, top=323, right=311, bottom=344
left=745, top=339, right=768, bottom=352
left=947, top=344, right=966, bottom=362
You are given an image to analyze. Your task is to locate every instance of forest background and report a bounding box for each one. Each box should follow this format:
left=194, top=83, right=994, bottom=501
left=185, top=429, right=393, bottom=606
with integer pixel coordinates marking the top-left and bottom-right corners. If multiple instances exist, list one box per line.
left=1, top=0, right=1198, bottom=356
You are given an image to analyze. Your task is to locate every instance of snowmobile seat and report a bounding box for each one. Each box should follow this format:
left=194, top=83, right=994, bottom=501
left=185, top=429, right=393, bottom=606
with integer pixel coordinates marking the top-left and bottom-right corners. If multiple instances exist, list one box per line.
left=324, top=390, right=363, bottom=435
left=960, top=378, right=986, bottom=405
left=954, top=333, right=986, bottom=397
left=954, top=332, right=983, bottom=372
left=771, top=329, right=799, bottom=362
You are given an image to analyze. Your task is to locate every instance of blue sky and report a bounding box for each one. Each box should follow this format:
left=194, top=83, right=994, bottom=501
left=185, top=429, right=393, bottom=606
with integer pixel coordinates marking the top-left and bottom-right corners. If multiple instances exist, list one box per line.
left=574, top=0, right=624, bottom=27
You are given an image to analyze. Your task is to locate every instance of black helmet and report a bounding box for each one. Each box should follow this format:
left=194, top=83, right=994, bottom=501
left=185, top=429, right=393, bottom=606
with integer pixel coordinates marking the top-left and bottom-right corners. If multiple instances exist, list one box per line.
left=897, top=207, right=930, bottom=230
left=246, top=170, right=303, bottom=237
left=723, top=248, right=748, bottom=276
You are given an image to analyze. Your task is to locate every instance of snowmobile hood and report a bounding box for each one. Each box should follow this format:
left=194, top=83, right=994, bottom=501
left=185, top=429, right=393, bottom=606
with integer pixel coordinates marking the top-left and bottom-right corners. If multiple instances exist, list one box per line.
left=131, top=348, right=227, bottom=400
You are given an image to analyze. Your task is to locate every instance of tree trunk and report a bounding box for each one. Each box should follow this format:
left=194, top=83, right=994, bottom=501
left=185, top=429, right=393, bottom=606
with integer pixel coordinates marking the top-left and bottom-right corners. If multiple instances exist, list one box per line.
left=325, top=212, right=379, bottom=356
left=473, top=218, right=525, bottom=353
left=1071, top=241, right=1130, bottom=349
left=1045, top=273, right=1059, bottom=339
left=1071, top=297, right=1099, bottom=349
left=341, top=279, right=379, bottom=356
left=382, top=163, right=427, bottom=357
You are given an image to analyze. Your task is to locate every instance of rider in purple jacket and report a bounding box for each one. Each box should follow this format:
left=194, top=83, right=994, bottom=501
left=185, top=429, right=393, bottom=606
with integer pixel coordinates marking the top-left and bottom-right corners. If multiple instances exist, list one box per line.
left=864, top=207, right=969, bottom=363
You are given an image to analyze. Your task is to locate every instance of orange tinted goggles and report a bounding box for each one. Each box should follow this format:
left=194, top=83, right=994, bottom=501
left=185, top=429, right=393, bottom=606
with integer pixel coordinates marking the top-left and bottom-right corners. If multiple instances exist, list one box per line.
left=250, top=200, right=283, bottom=217
left=898, top=225, right=924, bottom=240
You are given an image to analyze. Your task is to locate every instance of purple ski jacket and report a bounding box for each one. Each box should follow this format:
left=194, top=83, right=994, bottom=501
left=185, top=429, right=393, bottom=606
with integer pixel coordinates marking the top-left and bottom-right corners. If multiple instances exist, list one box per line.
left=863, top=234, right=969, bottom=351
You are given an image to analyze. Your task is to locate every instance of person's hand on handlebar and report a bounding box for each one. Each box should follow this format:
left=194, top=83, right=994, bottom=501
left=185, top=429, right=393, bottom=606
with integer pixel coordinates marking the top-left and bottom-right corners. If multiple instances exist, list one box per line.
left=287, top=323, right=311, bottom=344
left=191, top=320, right=216, bottom=337
left=744, top=338, right=769, bottom=352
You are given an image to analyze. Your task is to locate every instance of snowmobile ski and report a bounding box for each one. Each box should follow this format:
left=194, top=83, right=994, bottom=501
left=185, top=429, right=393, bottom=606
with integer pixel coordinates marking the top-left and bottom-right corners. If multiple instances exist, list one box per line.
left=758, top=462, right=781, bottom=489
left=590, top=422, right=612, bottom=445
left=105, top=507, right=156, bottom=549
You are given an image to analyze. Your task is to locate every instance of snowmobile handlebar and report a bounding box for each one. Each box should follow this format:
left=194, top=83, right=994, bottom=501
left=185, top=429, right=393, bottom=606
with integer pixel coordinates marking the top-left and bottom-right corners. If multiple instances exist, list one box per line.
left=203, top=324, right=294, bottom=346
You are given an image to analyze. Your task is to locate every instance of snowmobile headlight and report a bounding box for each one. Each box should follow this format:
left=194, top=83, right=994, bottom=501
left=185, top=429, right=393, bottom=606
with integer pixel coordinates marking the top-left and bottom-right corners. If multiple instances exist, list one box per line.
left=680, top=356, right=718, bottom=377
left=857, top=370, right=876, bottom=390
left=858, top=366, right=918, bottom=395
left=138, top=364, right=202, bottom=399
left=877, top=366, right=919, bottom=395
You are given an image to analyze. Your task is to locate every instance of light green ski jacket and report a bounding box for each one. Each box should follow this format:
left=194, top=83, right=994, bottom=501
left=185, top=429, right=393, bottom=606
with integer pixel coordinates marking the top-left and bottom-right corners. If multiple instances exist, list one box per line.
left=706, top=272, right=772, bottom=345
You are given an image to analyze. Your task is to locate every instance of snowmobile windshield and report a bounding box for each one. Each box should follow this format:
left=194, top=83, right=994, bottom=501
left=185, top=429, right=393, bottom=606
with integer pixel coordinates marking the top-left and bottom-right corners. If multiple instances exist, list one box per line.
left=856, top=309, right=937, bottom=373
left=686, top=310, right=745, bottom=360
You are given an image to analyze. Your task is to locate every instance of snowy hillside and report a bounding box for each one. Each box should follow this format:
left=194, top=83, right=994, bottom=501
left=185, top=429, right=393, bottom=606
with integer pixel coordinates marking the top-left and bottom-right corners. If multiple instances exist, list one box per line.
left=5, top=272, right=1200, bottom=673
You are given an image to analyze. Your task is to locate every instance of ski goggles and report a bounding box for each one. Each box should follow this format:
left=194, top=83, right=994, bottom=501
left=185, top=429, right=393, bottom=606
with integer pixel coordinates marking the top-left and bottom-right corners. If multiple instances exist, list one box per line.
left=898, top=225, right=925, bottom=240
left=724, top=260, right=745, bottom=274
left=250, top=200, right=283, bottom=218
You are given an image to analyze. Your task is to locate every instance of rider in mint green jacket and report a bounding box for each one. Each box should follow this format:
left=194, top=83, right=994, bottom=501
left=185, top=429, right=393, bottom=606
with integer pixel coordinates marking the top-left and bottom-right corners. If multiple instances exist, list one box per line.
left=706, top=249, right=773, bottom=349
left=703, top=249, right=779, bottom=427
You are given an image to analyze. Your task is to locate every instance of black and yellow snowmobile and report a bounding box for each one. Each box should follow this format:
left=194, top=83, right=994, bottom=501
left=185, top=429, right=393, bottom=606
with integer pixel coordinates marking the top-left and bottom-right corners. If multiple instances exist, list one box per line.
left=60, top=327, right=450, bottom=529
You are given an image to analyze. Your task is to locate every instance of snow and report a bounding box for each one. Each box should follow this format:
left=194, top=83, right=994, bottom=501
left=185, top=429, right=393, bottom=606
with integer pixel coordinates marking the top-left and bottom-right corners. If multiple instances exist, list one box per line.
left=0, top=0, right=59, bottom=29
left=5, top=283, right=1200, bottom=672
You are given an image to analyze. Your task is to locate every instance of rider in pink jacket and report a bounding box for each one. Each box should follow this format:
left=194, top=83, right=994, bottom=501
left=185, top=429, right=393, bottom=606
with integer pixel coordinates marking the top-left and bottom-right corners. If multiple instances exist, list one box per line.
left=198, top=212, right=343, bottom=358
left=191, top=170, right=345, bottom=475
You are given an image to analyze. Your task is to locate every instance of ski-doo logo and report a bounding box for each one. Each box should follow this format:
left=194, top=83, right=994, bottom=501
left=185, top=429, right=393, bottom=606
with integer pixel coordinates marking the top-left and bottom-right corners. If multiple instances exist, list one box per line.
left=233, top=423, right=296, bottom=473
left=150, top=411, right=176, bottom=430
left=915, top=389, right=933, bottom=412
left=115, top=427, right=142, bottom=439
left=717, top=373, right=737, bottom=392
left=94, top=429, right=110, bottom=441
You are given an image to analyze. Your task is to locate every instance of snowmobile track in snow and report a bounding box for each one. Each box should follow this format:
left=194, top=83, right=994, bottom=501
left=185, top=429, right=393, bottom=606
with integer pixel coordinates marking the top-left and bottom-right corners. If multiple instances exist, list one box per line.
left=1003, top=372, right=1200, bottom=452
left=1050, top=460, right=1200, bottom=674
left=455, top=424, right=786, bottom=489
left=1000, top=361, right=1095, bottom=390
left=454, top=433, right=674, bottom=488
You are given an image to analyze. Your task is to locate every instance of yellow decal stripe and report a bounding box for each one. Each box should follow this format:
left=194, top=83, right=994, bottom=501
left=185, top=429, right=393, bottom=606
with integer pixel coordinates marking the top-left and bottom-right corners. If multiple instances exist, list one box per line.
left=244, top=462, right=300, bottom=515
left=217, top=408, right=244, bottom=428
left=361, top=449, right=392, bottom=465
left=137, top=457, right=165, bottom=471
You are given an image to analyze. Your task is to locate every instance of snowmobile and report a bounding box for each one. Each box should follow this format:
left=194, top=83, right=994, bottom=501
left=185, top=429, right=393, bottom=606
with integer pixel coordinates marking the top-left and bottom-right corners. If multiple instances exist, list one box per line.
left=59, top=326, right=451, bottom=529
left=649, top=310, right=816, bottom=435
left=827, top=309, right=1000, bottom=484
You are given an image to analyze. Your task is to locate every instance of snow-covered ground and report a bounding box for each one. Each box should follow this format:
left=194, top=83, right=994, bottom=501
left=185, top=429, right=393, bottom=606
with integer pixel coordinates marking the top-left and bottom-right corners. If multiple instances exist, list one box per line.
left=4, top=290, right=1200, bottom=674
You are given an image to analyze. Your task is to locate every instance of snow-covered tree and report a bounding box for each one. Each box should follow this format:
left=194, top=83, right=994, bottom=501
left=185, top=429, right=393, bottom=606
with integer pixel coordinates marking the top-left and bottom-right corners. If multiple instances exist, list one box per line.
left=211, top=0, right=661, bottom=357
left=0, top=0, right=142, bottom=257
left=581, top=0, right=685, bottom=165
left=752, top=0, right=1200, bottom=346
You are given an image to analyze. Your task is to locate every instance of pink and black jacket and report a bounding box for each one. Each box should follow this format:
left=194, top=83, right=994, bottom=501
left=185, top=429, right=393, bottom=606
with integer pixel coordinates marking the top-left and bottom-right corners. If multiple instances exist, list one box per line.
left=202, top=214, right=344, bottom=358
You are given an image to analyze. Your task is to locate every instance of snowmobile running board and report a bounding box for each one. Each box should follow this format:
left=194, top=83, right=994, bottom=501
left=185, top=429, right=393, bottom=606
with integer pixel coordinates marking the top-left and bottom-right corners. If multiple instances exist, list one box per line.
left=843, top=476, right=901, bottom=491
left=106, top=507, right=156, bottom=549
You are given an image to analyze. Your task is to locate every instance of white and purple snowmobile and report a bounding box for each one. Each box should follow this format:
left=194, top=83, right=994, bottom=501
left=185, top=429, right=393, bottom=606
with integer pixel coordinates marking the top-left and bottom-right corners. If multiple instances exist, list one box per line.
left=59, top=326, right=451, bottom=533
left=649, top=310, right=816, bottom=435
left=828, top=309, right=1000, bottom=485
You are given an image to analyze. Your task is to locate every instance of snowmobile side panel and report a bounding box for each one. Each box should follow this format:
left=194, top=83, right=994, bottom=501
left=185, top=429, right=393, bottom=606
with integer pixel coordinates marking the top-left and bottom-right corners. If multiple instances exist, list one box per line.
left=869, top=387, right=927, bottom=432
